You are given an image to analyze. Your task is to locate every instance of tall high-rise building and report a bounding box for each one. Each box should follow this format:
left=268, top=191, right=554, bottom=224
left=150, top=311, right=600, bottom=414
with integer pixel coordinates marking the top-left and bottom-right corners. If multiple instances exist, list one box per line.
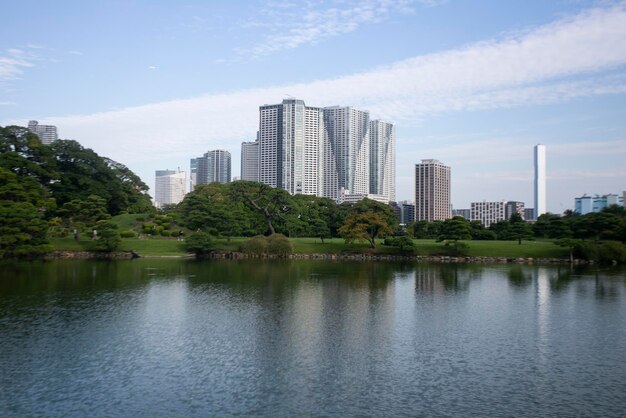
left=28, top=120, right=58, bottom=144
left=154, top=169, right=186, bottom=208
left=255, top=99, right=394, bottom=202
left=369, top=120, right=395, bottom=202
left=323, top=106, right=370, bottom=199
left=241, top=140, right=260, bottom=182
left=415, top=159, right=451, bottom=221
left=259, top=99, right=324, bottom=195
left=196, top=150, right=231, bottom=184
left=534, top=144, right=546, bottom=220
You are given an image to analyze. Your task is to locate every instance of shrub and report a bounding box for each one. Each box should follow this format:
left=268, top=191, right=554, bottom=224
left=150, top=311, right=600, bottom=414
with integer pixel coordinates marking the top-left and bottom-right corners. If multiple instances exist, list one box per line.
left=239, top=235, right=269, bottom=255
left=120, top=230, right=136, bottom=238
left=267, top=233, right=293, bottom=257
left=183, top=231, right=213, bottom=255
left=441, top=240, right=470, bottom=256
left=575, top=241, right=626, bottom=264
left=160, top=230, right=170, bottom=237
left=93, top=220, right=121, bottom=252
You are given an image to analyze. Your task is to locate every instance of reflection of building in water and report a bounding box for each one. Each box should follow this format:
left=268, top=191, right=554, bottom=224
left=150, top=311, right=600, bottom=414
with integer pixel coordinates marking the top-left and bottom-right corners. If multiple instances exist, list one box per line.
left=415, top=266, right=447, bottom=294
left=534, top=267, right=551, bottom=365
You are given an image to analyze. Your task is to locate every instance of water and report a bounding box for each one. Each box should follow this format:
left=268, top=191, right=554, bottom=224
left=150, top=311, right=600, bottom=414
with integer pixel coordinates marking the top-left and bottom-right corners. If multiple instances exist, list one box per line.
left=0, top=259, right=625, bottom=417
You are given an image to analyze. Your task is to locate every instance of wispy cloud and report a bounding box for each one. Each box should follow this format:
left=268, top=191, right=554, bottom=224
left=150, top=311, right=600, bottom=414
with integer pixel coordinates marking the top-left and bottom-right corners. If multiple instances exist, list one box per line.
left=0, top=48, right=35, bottom=82
left=235, top=0, right=418, bottom=59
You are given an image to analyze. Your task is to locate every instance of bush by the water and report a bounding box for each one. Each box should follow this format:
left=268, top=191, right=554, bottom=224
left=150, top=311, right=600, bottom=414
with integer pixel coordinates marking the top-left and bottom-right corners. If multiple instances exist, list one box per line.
left=267, top=234, right=293, bottom=257
left=574, top=241, right=626, bottom=264
left=240, top=234, right=293, bottom=257
left=239, top=235, right=269, bottom=255
left=183, top=231, right=213, bottom=255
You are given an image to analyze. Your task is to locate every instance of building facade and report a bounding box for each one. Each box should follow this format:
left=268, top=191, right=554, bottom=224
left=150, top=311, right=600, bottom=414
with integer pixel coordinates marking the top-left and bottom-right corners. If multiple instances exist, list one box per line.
left=505, top=201, right=525, bottom=220
left=414, top=159, right=451, bottom=221
left=534, top=144, right=546, bottom=220
left=471, top=201, right=505, bottom=228
left=323, top=106, right=370, bottom=199
left=575, top=194, right=624, bottom=214
left=196, top=150, right=231, bottom=185
left=154, top=169, right=186, bottom=208
left=452, top=209, right=470, bottom=220
left=369, top=120, right=395, bottom=202
left=241, top=140, right=260, bottom=182
left=28, top=120, right=58, bottom=144
left=259, top=99, right=324, bottom=196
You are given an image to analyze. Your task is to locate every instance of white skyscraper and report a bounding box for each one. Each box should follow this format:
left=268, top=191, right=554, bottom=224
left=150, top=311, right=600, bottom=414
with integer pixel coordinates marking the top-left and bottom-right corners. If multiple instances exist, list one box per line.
left=369, top=120, right=395, bottom=202
left=534, top=144, right=546, bottom=220
left=259, top=99, right=324, bottom=195
left=241, top=140, right=260, bottom=182
left=415, top=159, right=451, bottom=221
left=154, top=169, right=186, bottom=208
left=255, top=99, right=394, bottom=203
left=28, top=120, right=58, bottom=144
left=323, top=106, right=370, bottom=199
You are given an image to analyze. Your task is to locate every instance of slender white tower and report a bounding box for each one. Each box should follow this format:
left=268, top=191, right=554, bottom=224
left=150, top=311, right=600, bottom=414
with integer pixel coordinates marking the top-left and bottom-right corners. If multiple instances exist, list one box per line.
left=534, top=144, right=546, bottom=219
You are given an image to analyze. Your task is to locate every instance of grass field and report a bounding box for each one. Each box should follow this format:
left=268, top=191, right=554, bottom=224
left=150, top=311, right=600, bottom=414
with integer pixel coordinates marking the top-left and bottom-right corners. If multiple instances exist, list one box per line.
left=50, top=235, right=569, bottom=259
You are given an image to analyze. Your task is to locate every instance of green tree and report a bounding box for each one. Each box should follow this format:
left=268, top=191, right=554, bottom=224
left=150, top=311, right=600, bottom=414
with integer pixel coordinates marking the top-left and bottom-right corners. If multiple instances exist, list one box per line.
left=183, top=231, right=214, bottom=255
left=508, top=213, right=533, bottom=244
left=0, top=168, right=53, bottom=258
left=339, top=211, right=393, bottom=248
left=230, top=181, right=292, bottom=235
left=92, top=220, right=121, bottom=252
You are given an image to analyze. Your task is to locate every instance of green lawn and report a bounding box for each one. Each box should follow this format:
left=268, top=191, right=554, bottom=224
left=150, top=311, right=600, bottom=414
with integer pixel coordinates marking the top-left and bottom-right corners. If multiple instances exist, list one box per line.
left=50, top=235, right=569, bottom=259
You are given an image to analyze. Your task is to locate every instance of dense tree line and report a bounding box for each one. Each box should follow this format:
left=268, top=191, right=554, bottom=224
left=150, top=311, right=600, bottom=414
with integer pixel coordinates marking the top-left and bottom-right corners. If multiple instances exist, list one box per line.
left=175, top=181, right=398, bottom=246
left=0, top=125, right=152, bottom=257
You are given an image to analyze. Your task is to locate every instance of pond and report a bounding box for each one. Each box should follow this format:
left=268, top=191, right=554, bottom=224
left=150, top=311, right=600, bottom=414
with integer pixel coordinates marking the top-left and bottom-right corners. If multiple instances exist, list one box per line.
left=1, top=259, right=625, bottom=417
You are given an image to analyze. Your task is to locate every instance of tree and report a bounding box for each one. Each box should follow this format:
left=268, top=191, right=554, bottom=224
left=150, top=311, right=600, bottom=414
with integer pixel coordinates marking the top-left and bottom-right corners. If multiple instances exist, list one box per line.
left=92, top=220, right=121, bottom=252
left=554, top=238, right=583, bottom=264
left=339, top=212, right=393, bottom=248
left=508, top=213, right=533, bottom=244
left=230, top=181, right=292, bottom=235
left=0, top=168, right=53, bottom=258
left=438, top=217, right=472, bottom=242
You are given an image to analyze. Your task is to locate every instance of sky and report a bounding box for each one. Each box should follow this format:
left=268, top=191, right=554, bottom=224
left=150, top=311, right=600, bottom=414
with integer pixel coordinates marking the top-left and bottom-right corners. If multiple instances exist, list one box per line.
left=1, top=0, right=625, bottom=214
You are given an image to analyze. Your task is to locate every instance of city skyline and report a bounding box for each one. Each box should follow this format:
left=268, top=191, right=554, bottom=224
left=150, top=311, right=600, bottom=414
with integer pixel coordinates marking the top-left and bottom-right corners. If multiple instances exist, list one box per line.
left=2, top=1, right=626, bottom=212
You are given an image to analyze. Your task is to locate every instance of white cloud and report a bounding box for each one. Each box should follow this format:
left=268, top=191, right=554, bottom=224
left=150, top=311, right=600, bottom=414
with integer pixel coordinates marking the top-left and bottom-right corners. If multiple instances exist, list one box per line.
left=235, top=0, right=417, bottom=59
left=0, top=48, right=35, bottom=82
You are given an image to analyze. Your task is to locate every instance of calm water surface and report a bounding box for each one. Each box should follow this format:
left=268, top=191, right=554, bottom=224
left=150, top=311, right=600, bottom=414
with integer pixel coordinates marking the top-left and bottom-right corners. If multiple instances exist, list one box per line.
left=0, top=259, right=625, bottom=417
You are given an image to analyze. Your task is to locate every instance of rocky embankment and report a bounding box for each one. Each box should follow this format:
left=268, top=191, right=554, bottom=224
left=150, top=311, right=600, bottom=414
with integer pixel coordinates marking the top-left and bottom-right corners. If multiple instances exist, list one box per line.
left=200, top=251, right=586, bottom=264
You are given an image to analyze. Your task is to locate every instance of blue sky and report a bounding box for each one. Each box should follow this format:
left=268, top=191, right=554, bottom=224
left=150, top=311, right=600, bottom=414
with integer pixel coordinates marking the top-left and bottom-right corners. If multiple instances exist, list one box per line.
left=1, top=0, right=625, bottom=213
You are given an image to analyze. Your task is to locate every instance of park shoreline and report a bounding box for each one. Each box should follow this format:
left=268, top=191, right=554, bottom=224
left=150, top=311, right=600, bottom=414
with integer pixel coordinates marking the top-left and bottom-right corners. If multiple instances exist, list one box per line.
left=44, top=250, right=587, bottom=265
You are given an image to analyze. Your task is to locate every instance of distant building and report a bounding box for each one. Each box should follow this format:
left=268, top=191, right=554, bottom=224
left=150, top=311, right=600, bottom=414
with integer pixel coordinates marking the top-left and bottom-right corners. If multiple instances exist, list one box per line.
left=534, top=144, right=546, bottom=220
left=241, top=140, right=260, bottom=182
left=452, top=209, right=470, bottom=220
left=189, top=158, right=198, bottom=191
left=399, top=201, right=416, bottom=225
left=624, top=191, right=626, bottom=209
left=505, top=201, right=525, bottom=220
left=154, top=169, right=186, bottom=208
left=28, top=120, right=58, bottom=144
left=338, top=190, right=390, bottom=204
left=369, top=120, right=395, bottom=203
left=574, top=194, right=624, bottom=214
left=524, top=208, right=535, bottom=221
left=415, top=159, right=451, bottom=221
left=471, top=201, right=505, bottom=228
left=196, top=150, right=231, bottom=184
left=471, top=200, right=526, bottom=227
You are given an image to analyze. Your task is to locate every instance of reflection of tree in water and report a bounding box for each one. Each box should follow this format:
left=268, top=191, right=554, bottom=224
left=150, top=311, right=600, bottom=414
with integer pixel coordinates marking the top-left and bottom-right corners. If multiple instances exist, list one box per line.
left=507, top=265, right=533, bottom=289
left=414, top=264, right=475, bottom=294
